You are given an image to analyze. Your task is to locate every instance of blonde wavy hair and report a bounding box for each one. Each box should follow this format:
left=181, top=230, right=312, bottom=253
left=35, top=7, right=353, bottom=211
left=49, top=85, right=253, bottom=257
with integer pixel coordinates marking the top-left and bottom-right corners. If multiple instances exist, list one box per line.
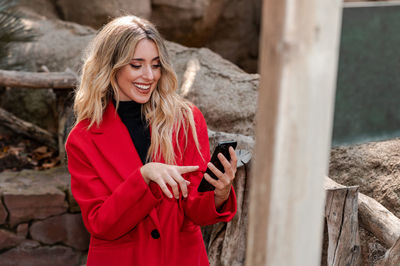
left=74, top=15, right=202, bottom=165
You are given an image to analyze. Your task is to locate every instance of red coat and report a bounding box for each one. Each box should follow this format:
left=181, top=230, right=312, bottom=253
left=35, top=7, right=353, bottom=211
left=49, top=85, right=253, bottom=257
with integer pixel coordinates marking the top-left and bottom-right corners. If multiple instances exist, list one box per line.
left=66, top=102, right=237, bottom=266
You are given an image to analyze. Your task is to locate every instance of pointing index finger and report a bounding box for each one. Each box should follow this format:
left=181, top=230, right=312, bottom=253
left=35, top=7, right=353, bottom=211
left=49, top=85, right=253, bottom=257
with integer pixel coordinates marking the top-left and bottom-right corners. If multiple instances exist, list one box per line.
left=177, top=165, right=199, bottom=174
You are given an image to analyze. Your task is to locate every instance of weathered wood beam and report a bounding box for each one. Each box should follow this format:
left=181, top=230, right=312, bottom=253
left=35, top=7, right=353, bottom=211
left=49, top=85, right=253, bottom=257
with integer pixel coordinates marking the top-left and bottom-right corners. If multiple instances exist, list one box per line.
left=325, top=186, right=361, bottom=266
left=324, top=177, right=400, bottom=249
left=0, top=70, right=77, bottom=89
left=359, top=193, right=400, bottom=248
left=376, top=237, right=400, bottom=266
left=0, top=107, right=57, bottom=150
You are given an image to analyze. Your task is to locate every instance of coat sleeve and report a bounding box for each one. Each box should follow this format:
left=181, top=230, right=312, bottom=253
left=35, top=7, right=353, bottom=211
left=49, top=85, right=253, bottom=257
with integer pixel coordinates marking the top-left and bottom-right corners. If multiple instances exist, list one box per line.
left=180, top=106, right=237, bottom=226
left=66, top=127, right=162, bottom=241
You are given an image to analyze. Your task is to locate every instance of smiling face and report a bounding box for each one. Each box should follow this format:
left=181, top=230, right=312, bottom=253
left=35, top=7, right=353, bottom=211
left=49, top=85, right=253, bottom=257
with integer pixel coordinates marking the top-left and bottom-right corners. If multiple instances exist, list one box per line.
left=115, top=38, right=161, bottom=103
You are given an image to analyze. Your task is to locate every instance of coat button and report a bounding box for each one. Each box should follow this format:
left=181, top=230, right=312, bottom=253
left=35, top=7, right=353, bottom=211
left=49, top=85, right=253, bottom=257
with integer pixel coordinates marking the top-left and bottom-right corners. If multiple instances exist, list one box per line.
left=151, top=229, right=160, bottom=239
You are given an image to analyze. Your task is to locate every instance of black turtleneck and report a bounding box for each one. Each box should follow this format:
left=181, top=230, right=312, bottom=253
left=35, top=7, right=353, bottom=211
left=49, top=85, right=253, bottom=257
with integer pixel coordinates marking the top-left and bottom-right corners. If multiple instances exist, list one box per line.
left=112, top=99, right=151, bottom=164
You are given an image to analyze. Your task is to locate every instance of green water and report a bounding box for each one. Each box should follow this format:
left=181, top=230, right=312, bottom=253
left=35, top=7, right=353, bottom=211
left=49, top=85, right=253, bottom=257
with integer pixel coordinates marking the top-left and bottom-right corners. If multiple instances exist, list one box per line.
left=332, top=4, right=400, bottom=146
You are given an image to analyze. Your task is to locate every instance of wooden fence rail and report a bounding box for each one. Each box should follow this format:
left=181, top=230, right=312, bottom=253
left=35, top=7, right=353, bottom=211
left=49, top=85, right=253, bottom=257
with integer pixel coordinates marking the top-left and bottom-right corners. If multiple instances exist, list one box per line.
left=0, top=69, right=76, bottom=161
left=0, top=70, right=77, bottom=89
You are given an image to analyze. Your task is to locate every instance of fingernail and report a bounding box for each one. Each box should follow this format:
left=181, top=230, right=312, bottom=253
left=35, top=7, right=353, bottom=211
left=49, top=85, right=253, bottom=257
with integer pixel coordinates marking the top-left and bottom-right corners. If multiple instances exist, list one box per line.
left=186, top=180, right=191, bottom=184
left=168, top=194, right=173, bottom=198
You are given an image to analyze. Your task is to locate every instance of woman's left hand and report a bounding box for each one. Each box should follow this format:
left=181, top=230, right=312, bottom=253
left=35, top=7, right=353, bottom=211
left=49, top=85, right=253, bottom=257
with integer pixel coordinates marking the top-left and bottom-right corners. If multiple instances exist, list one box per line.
left=204, top=146, right=237, bottom=209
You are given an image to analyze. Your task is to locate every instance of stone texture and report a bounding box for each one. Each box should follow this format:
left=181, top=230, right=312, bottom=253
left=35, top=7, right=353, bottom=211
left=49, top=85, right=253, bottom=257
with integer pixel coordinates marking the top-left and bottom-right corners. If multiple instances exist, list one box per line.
left=30, top=213, right=89, bottom=251
left=16, top=224, right=28, bottom=238
left=0, top=167, right=70, bottom=191
left=15, top=0, right=60, bottom=19
left=0, top=167, right=74, bottom=224
left=151, top=0, right=224, bottom=45
left=0, top=200, right=7, bottom=225
left=0, top=88, right=57, bottom=133
left=15, top=0, right=261, bottom=74
left=0, top=168, right=70, bottom=225
left=56, top=0, right=151, bottom=29
left=0, top=245, right=82, bottom=266
left=154, top=0, right=209, bottom=10
left=204, top=0, right=261, bottom=73
left=19, top=240, right=40, bottom=249
left=2, top=186, right=67, bottom=226
left=152, top=0, right=261, bottom=73
left=1, top=11, right=95, bottom=132
left=167, top=41, right=259, bottom=136
left=67, top=188, right=80, bottom=213
left=0, top=229, right=24, bottom=250
left=6, top=13, right=95, bottom=73
left=208, top=129, right=255, bottom=154
left=0, top=10, right=57, bottom=134
left=329, top=138, right=400, bottom=217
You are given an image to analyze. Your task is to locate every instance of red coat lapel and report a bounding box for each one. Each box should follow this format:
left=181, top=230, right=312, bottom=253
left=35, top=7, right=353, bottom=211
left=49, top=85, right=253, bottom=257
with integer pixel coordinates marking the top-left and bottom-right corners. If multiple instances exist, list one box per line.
left=89, top=102, right=143, bottom=180
left=89, top=101, right=161, bottom=229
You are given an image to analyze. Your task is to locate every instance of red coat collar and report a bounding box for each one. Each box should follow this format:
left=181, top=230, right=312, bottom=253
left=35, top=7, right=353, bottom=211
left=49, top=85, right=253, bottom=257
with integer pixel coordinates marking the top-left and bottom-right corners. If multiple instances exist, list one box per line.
left=88, top=101, right=118, bottom=134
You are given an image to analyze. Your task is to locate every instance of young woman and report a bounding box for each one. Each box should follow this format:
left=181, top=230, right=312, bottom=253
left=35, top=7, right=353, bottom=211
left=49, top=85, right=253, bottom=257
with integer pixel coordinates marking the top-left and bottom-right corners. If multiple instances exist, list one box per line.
left=65, top=15, right=237, bottom=266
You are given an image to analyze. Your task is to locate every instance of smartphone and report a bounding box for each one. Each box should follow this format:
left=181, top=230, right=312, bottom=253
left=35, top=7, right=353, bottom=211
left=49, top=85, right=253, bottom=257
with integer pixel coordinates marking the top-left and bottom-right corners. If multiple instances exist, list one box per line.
left=197, top=140, right=237, bottom=192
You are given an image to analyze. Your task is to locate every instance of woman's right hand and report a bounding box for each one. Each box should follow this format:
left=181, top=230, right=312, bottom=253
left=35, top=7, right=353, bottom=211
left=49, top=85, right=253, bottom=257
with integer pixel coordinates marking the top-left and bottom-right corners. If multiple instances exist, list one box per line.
left=140, top=162, right=199, bottom=199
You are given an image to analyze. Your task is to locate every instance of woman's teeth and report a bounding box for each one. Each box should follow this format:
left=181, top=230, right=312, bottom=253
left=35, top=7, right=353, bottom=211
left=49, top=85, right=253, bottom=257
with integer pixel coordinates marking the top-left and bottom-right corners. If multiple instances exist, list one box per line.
left=135, top=83, right=151, bottom=90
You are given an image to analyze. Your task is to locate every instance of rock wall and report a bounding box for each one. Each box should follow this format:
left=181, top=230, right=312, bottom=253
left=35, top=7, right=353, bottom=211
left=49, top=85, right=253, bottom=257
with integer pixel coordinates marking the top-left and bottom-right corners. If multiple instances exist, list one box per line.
left=2, top=12, right=258, bottom=138
left=0, top=11, right=95, bottom=133
left=13, top=0, right=261, bottom=73
left=14, top=0, right=395, bottom=74
left=151, top=0, right=261, bottom=73
left=329, top=138, right=400, bottom=218
left=0, top=167, right=89, bottom=266
left=167, top=41, right=258, bottom=137
left=55, top=0, right=151, bottom=29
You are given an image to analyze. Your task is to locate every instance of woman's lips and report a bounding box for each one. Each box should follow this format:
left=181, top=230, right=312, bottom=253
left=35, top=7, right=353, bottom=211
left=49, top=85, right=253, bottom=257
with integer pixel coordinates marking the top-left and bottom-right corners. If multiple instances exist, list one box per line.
left=134, top=83, right=151, bottom=90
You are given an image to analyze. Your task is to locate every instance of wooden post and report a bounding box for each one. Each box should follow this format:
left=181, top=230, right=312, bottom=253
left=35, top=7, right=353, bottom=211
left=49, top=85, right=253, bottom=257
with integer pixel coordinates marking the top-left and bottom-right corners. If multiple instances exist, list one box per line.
left=54, top=90, right=73, bottom=163
left=325, top=187, right=361, bottom=265
left=325, top=176, right=400, bottom=250
left=246, top=0, right=343, bottom=265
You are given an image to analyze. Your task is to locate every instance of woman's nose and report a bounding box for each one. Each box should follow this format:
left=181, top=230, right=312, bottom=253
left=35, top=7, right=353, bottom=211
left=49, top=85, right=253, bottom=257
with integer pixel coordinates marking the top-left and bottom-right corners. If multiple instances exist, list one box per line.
left=142, top=65, right=154, bottom=80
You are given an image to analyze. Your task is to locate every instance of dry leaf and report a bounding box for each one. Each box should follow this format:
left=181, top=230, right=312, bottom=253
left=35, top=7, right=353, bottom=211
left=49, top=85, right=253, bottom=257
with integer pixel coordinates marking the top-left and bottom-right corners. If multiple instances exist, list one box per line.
left=8, top=146, right=24, bottom=156
left=32, top=146, right=48, bottom=154
left=42, top=158, right=60, bottom=169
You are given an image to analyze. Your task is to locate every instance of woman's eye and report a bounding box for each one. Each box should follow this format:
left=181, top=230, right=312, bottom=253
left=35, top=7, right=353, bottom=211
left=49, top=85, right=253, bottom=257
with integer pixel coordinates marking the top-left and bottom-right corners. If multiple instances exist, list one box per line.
left=152, top=64, right=161, bottom=68
left=130, top=64, right=141, bottom=69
